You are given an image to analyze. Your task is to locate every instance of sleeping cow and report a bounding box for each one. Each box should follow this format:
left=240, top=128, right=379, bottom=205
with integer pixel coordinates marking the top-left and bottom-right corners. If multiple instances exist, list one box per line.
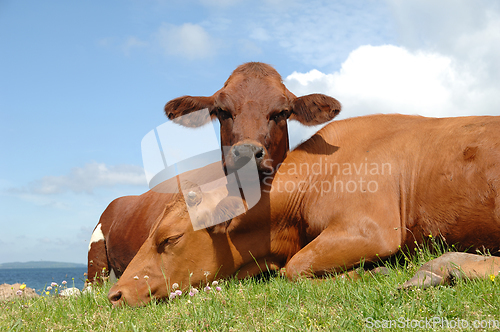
left=108, top=113, right=500, bottom=307
left=87, top=62, right=341, bottom=283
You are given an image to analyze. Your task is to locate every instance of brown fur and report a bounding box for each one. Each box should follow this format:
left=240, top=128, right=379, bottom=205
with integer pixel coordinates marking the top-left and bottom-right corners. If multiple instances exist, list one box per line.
left=225, top=62, right=283, bottom=83
left=88, top=62, right=340, bottom=285
left=108, top=114, right=500, bottom=307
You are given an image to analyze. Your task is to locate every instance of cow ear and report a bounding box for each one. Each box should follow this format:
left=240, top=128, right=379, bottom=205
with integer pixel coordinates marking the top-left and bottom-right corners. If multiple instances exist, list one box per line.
left=289, top=94, right=341, bottom=126
left=207, top=196, right=243, bottom=234
left=164, top=96, right=217, bottom=127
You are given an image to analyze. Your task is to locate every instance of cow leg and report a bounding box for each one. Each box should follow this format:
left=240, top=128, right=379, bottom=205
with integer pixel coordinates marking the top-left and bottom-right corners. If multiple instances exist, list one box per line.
left=283, top=220, right=400, bottom=280
left=400, top=252, right=500, bottom=289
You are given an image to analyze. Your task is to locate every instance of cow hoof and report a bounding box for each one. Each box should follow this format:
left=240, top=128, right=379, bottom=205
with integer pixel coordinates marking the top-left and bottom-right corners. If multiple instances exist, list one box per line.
left=399, top=270, right=444, bottom=289
left=369, top=266, right=390, bottom=276
left=448, top=268, right=467, bottom=283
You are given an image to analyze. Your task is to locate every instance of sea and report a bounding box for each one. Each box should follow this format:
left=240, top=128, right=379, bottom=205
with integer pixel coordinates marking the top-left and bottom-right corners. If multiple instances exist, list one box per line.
left=0, top=267, right=88, bottom=292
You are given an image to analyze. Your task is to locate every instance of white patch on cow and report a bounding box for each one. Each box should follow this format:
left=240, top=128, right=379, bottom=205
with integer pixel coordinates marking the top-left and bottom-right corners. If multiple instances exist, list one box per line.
left=88, top=223, right=105, bottom=252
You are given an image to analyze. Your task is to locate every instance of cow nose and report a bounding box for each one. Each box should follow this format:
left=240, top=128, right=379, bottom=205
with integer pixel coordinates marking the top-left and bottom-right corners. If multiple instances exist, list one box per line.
left=108, top=289, right=123, bottom=307
left=232, top=143, right=266, bottom=162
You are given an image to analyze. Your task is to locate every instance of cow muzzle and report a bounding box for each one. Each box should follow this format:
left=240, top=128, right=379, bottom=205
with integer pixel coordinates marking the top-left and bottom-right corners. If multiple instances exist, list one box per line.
left=225, top=140, right=268, bottom=172
left=108, top=288, right=124, bottom=307
left=107, top=283, right=151, bottom=308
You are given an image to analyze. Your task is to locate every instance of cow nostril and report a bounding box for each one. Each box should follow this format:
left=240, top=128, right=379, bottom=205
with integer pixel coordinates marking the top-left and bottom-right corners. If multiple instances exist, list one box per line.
left=255, top=149, right=264, bottom=160
left=109, top=290, right=122, bottom=304
left=233, top=149, right=240, bottom=157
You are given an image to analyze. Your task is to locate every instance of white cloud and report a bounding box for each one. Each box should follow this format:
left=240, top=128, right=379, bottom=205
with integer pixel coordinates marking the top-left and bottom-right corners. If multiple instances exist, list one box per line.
left=285, top=44, right=500, bottom=148
left=156, top=23, right=217, bottom=59
left=388, top=1, right=499, bottom=51
left=120, top=22, right=218, bottom=60
left=21, top=162, right=146, bottom=195
left=252, top=0, right=394, bottom=68
left=122, top=36, right=149, bottom=56
left=288, top=45, right=473, bottom=116
left=387, top=1, right=500, bottom=88
left=120, top=1, right=392, bottom=65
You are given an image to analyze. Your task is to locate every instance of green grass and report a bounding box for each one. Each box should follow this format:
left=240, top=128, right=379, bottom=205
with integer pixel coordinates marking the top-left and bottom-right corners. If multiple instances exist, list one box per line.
left=2, top=244, right=500, bottom=331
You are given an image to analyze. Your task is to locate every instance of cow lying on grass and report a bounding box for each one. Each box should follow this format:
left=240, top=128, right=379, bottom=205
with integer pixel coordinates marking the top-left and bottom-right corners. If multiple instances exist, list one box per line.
left=108, top=114, right=500, bottom=307
left=87, top=62, right=340, bottom=284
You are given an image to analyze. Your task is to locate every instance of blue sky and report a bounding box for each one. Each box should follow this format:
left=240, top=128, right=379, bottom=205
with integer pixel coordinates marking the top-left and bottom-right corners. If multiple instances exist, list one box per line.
left=1, top=0, right=500, bottom=264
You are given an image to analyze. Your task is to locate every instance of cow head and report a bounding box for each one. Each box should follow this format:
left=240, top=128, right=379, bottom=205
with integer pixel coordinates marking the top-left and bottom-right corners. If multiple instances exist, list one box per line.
left=164, top=62, right=341, bottom=176
left=108, top=189, right=277, bottom=307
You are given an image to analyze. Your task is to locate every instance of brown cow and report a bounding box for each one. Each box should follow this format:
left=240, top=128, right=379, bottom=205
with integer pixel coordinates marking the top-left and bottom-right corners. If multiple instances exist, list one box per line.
left=87, top=62, right=341, bottom=284
left=108, top=113, right=500, bottom=307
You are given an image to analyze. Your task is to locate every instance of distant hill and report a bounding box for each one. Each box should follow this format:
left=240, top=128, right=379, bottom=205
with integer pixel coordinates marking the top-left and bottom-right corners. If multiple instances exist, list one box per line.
left=0, top=261, right=86, bottom=269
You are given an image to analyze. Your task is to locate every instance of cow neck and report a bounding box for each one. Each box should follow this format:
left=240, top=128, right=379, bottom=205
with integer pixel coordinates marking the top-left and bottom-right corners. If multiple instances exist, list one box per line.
left=267, top=131, right=342, bottom=263
left=225, top=140, right=299, bottom=270
left=225, top=190, right=285, bottom=274
left=268, top=174, right=308, bottom=264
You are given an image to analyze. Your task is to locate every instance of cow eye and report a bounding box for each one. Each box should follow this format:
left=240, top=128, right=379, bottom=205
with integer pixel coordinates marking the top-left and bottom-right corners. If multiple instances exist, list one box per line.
left=158, top=234, right=182, bottom=252
left=271, top=110, right=289, bottom=123
left=216, top=108, right=232, bottom=121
